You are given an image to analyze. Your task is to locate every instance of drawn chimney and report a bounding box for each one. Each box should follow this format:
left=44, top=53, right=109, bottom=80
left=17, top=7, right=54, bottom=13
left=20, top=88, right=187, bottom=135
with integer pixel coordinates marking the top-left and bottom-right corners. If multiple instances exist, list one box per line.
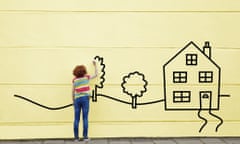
left=203, top=41, right=211, bottom=58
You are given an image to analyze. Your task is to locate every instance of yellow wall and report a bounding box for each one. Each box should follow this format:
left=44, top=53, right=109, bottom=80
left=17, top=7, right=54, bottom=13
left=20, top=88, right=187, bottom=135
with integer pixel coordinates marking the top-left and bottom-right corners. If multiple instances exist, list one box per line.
left=0, top=0, right=240, bottom=139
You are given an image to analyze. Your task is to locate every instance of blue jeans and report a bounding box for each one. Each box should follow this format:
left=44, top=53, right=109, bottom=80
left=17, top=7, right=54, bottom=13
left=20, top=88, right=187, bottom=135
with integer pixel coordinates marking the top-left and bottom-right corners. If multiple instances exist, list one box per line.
left=73, top=96, right=89, bottom=139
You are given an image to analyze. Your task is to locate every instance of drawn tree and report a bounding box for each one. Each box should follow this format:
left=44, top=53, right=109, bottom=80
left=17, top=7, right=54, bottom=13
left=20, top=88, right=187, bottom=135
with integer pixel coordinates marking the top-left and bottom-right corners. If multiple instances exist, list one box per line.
left=121, top=71, right=148, bottom=108
left=92, top=56, right=106, bottom=102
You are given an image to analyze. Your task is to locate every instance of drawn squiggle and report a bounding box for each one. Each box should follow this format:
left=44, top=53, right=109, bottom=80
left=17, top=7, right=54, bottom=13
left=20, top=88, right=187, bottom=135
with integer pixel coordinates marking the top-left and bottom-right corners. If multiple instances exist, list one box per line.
left=14, top=94, right=165, bottom=110
left=94, top=56, right=106, bottom=89
left=97, top=93, right=165, bottom=106
left=197, top=109, right=208, bottom=133
left=14, top=94, right=73, bottom=110
left=209, top=109, right=223, bottom=132
left=92, top=56, right=106, bottom=102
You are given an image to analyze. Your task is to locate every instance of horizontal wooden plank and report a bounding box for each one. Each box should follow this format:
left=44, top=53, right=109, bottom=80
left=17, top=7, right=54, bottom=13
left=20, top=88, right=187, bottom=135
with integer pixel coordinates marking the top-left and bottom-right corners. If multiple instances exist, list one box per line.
left=1, top=121, right=240, bottom=139
left=0, top=13, right=240, bottom=48
left=0, top=0, right=240, bottom=12
left=0, top=48, right=239, bottom=84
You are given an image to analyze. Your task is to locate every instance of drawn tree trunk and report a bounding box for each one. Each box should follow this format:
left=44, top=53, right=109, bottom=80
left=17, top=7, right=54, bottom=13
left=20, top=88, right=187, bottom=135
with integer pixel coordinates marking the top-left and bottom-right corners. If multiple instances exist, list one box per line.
left=121, top=71, right=148, bottom=109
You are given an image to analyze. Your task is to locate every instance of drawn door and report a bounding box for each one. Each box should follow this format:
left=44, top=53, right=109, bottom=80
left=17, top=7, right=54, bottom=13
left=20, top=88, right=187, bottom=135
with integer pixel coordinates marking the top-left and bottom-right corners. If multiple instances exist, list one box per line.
left=200, top=91, right=212, bottom=110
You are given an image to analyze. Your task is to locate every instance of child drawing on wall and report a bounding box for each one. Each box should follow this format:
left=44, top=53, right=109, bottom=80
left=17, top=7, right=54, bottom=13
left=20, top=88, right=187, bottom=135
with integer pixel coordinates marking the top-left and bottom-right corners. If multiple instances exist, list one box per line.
left=72, top=61, right=98, bottom=142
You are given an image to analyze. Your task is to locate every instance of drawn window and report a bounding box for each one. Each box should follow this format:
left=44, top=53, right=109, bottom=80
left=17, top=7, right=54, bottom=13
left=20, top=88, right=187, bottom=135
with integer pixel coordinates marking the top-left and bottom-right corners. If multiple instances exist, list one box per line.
left=173, top=71, right=187, bottom=83
left=186, top=54, right=197, bottom=65
left=199, top=71, right=213, bottom=83
left=173, top=91, right=191, bottom=103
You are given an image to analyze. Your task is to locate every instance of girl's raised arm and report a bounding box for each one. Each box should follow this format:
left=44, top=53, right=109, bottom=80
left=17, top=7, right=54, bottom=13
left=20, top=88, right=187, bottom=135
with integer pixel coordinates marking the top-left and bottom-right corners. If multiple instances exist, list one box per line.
left=90, top=61, right=98, bottom=79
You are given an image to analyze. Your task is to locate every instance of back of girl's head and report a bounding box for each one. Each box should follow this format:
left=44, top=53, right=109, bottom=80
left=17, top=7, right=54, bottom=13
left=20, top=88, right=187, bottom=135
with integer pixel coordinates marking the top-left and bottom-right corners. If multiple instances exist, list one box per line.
left=73, top=65, right=87, bottom=78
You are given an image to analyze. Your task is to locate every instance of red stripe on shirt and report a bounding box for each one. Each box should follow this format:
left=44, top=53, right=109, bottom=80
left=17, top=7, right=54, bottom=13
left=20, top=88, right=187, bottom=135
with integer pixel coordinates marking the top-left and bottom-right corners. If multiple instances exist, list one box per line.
left=75, top=86, right=90, bottom=93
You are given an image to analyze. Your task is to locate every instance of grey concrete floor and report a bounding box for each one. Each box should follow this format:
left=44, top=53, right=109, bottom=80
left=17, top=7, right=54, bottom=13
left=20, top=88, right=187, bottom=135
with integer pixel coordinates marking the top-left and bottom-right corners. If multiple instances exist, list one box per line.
left=0, top=138, right=240, bottom=144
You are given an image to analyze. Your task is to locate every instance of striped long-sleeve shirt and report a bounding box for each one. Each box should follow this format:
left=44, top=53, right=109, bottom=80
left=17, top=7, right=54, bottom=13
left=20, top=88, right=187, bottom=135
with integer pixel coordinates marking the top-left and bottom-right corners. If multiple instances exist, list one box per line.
left=73, top=75, right=91, bottom=99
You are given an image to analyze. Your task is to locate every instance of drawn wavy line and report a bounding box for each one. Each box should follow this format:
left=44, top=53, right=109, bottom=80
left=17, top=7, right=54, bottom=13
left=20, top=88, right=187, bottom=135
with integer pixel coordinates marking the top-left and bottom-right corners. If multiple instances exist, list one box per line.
left=97, top=94, right=132, bottom=105
left=97, top=93, right=165, bottom=105
left=14, top=94, right=165, bottom=110
left=137, top=99, right=165, bottom=105
left=197, top=109, right=208, bottom=133
left=14, top=94, right=73, bottom=110
left=209, top=110, right=223, bottom=132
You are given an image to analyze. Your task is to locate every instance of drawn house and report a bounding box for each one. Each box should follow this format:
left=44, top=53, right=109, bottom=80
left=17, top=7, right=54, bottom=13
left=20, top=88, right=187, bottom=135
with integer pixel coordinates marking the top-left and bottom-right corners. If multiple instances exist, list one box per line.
left=163, top=41, right=221, bottom=110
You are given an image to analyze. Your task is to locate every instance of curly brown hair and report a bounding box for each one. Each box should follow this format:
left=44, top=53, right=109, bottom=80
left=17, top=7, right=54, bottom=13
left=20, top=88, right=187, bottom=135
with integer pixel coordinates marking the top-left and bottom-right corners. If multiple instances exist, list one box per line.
left=73, top=65, right=87, bottom=78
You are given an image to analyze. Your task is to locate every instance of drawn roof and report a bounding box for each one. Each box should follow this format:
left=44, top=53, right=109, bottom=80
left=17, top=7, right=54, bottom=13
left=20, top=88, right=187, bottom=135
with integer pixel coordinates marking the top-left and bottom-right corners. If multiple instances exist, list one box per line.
left=163, top=41, right=220, bottom=70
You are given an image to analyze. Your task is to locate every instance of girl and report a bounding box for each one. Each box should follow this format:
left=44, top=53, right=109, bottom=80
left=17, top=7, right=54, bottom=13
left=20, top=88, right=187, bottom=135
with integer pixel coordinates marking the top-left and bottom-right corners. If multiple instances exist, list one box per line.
left=72, top=61, right=97, bottom=141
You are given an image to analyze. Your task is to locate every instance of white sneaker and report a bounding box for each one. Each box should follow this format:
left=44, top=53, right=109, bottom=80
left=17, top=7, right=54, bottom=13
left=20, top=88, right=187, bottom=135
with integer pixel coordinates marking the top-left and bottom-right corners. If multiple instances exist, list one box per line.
left=74, top=139, right=80, bottom=142
left=83, top=138, right=90, bottom=142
